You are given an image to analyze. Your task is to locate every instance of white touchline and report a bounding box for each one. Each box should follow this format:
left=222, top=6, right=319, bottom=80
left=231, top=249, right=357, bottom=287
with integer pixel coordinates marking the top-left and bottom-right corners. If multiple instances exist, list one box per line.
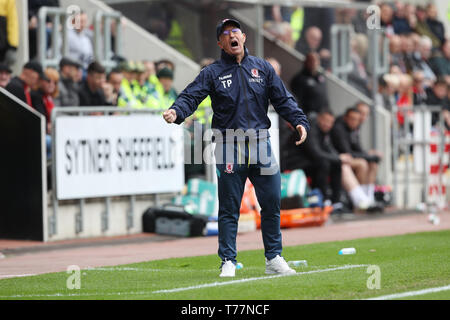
left=0, top=274, right=36, bottom=279
left=152, top=264, right=369, bottom=294
left=365, top=284, right=450, bottom=300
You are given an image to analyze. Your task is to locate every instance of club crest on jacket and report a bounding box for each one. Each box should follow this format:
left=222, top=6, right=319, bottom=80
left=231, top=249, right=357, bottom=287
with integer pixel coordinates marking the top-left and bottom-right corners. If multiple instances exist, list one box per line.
left=225, top=163, right=234, bottom=173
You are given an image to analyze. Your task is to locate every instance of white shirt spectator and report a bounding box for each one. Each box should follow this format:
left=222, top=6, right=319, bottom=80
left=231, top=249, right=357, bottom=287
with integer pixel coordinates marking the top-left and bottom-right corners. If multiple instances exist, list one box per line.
left=67, top=28, right=94, bottom=70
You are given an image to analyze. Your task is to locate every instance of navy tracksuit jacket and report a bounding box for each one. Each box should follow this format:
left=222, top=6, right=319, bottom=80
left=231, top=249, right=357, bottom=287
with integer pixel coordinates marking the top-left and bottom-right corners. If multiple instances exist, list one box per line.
left=170, top=48, right=309, bottom=263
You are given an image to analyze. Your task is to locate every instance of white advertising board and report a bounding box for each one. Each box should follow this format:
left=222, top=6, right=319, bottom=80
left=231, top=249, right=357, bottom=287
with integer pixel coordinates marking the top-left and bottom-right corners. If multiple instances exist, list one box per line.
left=55, top=114, right=184, bottom=200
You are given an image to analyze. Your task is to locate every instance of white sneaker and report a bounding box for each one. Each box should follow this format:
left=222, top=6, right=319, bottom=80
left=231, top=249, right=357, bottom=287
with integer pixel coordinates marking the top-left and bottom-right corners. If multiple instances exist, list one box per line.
left=265, top=255, right=296, bottom=275
left=357, top=199, right=371, bottom=210
left=220, top=260, right=236, bottom=277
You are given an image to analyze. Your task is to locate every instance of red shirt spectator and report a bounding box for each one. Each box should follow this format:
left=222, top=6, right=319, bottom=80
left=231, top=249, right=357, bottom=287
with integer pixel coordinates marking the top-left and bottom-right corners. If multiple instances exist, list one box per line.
left=30, top=68, right=59, bottom=133
left=5, top=60, right=43, bottom=106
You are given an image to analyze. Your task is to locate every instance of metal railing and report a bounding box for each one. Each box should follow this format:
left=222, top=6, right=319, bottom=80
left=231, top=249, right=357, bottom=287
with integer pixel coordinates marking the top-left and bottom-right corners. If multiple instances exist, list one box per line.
left=331, top=24, right=354, bottom=82
left=37, top=7, right=70, bottom=69
left=391, top=104, right=448, bottom=209
left=37, top=6, right=122, bottom=71
left=93, top=10, right=123, bottom=72
left=368, top=28, right=389, bottom=150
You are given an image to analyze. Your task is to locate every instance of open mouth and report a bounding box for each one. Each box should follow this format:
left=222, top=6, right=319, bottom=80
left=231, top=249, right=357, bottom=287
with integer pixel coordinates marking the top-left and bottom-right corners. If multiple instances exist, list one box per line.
left=231, top=40, right=239, bottom=47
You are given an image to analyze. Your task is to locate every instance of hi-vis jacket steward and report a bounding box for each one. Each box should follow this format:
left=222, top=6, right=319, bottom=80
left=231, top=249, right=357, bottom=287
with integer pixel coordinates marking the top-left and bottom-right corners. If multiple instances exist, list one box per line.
left=170, top=47, right=310, bottom=141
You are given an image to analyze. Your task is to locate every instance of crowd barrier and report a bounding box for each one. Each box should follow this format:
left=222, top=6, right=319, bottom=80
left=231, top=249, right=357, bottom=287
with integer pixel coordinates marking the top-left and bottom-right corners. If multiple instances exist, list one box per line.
left=37, top=6, right=122, bottom=72
left=392, top=105, right=449, bottom=209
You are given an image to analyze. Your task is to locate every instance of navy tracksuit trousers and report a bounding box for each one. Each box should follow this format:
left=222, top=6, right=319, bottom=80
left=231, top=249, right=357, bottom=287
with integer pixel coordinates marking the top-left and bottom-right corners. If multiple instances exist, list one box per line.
left=215, top=138, right=282, bottom=264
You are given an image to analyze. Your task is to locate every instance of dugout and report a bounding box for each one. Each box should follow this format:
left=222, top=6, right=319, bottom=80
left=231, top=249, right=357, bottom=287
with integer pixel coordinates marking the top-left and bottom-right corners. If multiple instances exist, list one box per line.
left=0, top=88, right=48, bottom=241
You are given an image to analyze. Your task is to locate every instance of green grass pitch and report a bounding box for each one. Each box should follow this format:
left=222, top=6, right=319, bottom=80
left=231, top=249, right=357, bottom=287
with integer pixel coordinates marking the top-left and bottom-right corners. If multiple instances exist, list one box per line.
left=0, top=230, right=449, bottom=300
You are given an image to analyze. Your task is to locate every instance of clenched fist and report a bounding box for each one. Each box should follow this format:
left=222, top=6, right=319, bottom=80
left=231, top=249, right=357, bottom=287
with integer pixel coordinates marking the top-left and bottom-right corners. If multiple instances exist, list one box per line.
left=163, top=109, right=177, bottom=123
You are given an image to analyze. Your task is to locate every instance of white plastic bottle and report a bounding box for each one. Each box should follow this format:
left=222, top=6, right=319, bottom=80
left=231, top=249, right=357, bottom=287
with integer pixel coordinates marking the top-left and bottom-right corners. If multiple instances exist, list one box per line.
left=338, top=248, right=356, bottom=255
left=288, top=260, right=308, bottom=267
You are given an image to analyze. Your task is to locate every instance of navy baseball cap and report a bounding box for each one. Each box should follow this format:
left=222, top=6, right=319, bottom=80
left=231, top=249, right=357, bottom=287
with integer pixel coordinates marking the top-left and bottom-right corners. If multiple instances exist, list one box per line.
left=216, top=18, right=241, bottom=40
left=23, top=60, right=45, bottom=79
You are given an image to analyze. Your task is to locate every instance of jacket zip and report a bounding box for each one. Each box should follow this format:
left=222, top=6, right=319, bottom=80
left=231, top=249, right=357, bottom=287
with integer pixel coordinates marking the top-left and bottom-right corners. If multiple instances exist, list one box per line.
left=238, top=63, right=250, bottom=130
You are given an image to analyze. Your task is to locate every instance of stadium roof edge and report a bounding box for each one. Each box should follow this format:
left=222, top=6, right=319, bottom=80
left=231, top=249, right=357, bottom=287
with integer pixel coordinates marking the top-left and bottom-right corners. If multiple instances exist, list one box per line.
left=102, top=0, right=372, bottom=10
left=225, top=0, right=371, bottom=10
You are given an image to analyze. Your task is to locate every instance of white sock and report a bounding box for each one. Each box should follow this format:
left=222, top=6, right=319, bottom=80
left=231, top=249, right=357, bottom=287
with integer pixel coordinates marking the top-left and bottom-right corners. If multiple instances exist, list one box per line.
left=349, top=186, right=371, bottom=209
left=367, top=184, right=375, bottom=204
left=362, top=184, right=376, bottom=204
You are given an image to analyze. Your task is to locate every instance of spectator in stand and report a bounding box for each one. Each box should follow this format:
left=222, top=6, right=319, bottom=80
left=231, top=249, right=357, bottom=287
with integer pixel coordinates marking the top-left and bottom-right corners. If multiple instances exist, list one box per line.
left=412, top=70, right=428, bottom=105
left=290, top=52, right=328, bottom=119
left=141, top=60, right=160, bottom=109
left=30, top=67, right=59, bottom=159
left=380, top=2, right=395, bottom=37
left=296, top=7, right=334, bottom=63
left=0, top=0, right=18, bottom=67
left=389, top=64, right=403, bottom=75
left=117, top=60, right=142, bottom=108
left=30, top=68, right=58, bottom=132
left=133, top=61, right=150, bottom=106
left=54, top=57, right=81, bottom=107
left=266, top=57, right=282, bottom=77
left=5, top=60, right=44, bottom=106
left=189, top=57, right=215, bottom=124
left=148, top=59, right=177, bottom=109
left=27, top=0, right=59, bottom=60
left=296, top=26, right=331, bottom=69
left=78, top=61, right=111, bottom=106
left=389, top=35, right=407, bottom=73
left=142, top=60, right=157, bottom=89
left=402, top=34, right=418, bottom=73
left=396, top=73, right=414, bottom=127
left=67, top=10, right=94, bottom=71
left=426, top=78, right=449, bottom=127
left=412, top=36, right=436, bottom=87
left=0, top=62, right=12, bottom=88
left=413, top=5, right=441, bottom=49
left=330, top=105, right=382, bottom=208
left=155, top=59, right=175, bottom=73
left=263, top=5, right=294, bottom=47
left=375, top=73, right=399, bottom=111
left=154, top=67, right=177, bottom=110
left=426, top=4, right=446, bottom=47
left=281, top=109, right=373, bottom=213
left=106, top=67, right=123, bottom=106
left=429, top=39, right=450, bottom=82
left=404, top=3, right=417, bottom=29
left=349, top=33, right=370, bottom=96
left=392, top=1, right=413, bottom=34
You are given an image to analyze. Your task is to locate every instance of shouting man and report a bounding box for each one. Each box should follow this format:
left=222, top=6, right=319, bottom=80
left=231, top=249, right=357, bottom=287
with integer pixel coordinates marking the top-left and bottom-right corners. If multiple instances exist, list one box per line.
left=163, top=19, right=309, bottom=277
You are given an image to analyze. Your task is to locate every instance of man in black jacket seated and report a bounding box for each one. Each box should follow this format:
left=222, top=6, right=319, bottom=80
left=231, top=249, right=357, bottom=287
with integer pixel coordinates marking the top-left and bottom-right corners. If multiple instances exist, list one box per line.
left=290, top=53, right=329, bottom=119
left=78, top=61, right=112, bottom=107
left=331, top=103, right=383, bottom=208
left=280, top=109, right=374, bottom=213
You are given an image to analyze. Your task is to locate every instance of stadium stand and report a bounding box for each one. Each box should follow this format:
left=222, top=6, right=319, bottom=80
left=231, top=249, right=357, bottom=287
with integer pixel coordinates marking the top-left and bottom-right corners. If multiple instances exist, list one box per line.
left=0, top=0, right=449, bottom=241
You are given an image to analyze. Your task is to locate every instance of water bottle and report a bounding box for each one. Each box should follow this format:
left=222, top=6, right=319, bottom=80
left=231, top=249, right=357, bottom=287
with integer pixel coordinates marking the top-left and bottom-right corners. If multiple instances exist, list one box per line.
left=338, top=248, right=356, bottom=255
left=288, top=260, right=308, bottom=267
